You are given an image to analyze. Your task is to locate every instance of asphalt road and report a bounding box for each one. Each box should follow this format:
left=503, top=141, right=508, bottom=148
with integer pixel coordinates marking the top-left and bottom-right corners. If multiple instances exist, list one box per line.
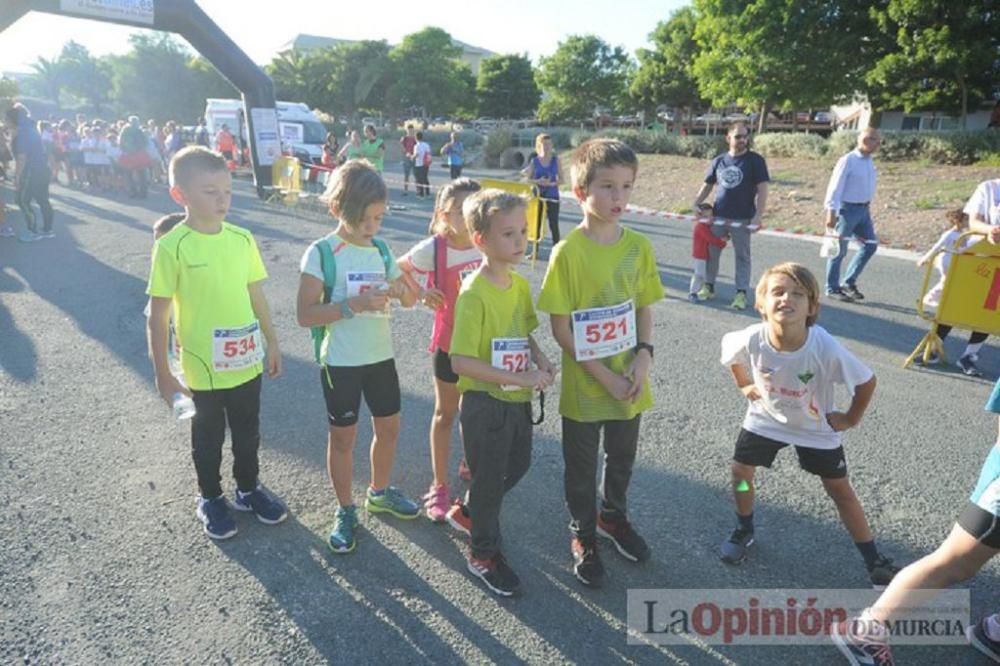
left=1, top=168, right=998, bottom=665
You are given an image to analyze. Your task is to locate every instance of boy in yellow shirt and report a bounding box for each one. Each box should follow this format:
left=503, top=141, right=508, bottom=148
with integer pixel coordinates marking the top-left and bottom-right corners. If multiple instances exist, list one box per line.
left=147, top=147, right=286, bottom=540
left=537, top=139, right=664, bottom=587
left=449, top=189, right=556, bottom=596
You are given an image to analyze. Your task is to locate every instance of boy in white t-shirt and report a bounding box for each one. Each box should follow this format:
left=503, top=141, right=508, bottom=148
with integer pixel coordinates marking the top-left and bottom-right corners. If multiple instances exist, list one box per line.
left=719, top=262, right=900, bottom=588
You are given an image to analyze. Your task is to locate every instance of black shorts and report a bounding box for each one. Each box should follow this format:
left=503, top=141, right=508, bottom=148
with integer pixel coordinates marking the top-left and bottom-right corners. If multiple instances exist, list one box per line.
left=434, top=348, right=459, bottom=384
left=733, top=428, right=848, bottom=479
left=320, top=359, right=400, bottom=427
left=957, top=503, right=1000, bottom=549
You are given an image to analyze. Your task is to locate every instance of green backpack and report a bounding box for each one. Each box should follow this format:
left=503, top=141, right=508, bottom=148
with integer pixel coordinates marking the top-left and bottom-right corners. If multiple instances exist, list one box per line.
left=310, top=237, right=393, bottom=363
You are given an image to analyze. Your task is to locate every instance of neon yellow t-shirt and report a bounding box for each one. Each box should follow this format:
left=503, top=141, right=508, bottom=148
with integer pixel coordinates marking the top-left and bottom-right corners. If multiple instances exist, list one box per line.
left=450, top=270, right=539, bottom=403
left=147, top=222, right=267, bottom=391
left=536, top=226, right=664, bottom=421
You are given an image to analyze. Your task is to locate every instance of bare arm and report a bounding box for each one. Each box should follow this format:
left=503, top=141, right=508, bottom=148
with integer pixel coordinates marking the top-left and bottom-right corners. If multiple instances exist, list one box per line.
left=248, top=281, right=281, bottom=378
left=692, top=182, right=714, bottom=210
left=729, top=363, right=761, bottom=401
left=969, top=215, right=1000, bottom=243
left=147, top=296, right=188, bottom=404
left=754, top=182, right=769, bottom=223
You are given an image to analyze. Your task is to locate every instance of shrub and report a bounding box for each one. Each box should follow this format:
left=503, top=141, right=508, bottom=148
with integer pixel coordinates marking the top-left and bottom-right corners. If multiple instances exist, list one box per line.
left=752, top=132, right=827, bottom=158
left=483, top=128, right=514, bottom=167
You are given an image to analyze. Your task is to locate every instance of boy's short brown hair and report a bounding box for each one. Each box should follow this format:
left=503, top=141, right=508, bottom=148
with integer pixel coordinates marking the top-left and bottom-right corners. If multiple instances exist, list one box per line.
left=321, top=159, right=387, bottom=226
left=755, top=262, right=821, bottom=327
left=153, top=213, right=186, bottom=239
left=169, top=146, right=228, bottom=190
left=462, top=188, right=526, bottom=236
left=570, top=138, right=638, bottom=192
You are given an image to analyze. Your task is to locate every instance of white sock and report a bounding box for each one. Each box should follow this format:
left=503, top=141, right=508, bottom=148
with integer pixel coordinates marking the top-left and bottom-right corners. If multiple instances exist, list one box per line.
left=986, top=613, right=1000, bottom=641
left=964, top=342, right=985, bottom=357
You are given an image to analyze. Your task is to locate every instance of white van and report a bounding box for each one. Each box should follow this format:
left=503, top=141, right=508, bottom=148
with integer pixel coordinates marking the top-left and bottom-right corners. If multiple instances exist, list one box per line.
left=203, top=98, right=327, bottom=163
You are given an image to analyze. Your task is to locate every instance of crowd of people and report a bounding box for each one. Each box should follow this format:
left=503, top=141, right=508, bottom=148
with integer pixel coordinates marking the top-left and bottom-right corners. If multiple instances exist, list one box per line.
left=0, top=104, right=237, bottom=240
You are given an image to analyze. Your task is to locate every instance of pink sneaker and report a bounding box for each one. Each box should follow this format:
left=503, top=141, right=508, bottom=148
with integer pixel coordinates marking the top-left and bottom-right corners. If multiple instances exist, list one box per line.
left=422, top=484, right=450, bottom=522
left=458, top=458, right=472, bottom=482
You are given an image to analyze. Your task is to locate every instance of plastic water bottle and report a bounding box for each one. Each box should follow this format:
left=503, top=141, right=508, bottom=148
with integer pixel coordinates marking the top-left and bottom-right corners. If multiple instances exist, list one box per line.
left=172, top=392, right=196, bottom=420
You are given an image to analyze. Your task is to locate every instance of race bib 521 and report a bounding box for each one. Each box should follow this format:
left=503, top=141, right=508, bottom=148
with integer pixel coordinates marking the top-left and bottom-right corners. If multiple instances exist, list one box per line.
left=572, top=300, right=637, bottom=361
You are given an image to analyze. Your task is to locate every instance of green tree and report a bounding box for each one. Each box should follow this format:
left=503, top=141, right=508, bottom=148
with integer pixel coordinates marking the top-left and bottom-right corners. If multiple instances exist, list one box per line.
left=58, top=41, right=113, bottom=113
left=630, top=7, right=704, bottom=122
left=328, top=40, right=394, bottom=116
left=692, top=0, right=867, bottom=131
left=866, top=1, right=1000, bottom=127
left=266, top=48, right=336, bottom=111
left=27, top=56, right=64, bottom=106
left=535, top=35, right=634, bottom=124
left=475, top=54, right=540, bottom=118
left=388, top=27, right=474, bottom=117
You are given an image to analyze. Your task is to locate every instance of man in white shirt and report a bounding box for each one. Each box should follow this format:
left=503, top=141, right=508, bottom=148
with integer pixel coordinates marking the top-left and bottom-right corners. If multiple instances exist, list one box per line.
left=823, top=128, right=881, bottom=302
left=966, top=179, right=1000, bottom=236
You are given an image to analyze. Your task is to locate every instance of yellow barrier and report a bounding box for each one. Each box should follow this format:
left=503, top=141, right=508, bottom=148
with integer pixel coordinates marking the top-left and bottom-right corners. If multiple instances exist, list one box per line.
left=478, top=178, right=545, bottom=263
left=905, top=232, right=1000, bottom=367
left=265, top=156, right=302, bottom=207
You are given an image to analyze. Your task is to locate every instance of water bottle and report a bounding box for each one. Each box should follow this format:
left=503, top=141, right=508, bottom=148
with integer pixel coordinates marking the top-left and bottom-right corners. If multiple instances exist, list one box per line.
left=172, top=392, right=196, bottom=420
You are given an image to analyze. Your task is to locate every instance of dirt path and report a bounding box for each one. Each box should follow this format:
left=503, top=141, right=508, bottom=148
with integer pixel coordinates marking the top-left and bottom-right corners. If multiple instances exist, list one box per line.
left=629, top=154, right=997, bottom=250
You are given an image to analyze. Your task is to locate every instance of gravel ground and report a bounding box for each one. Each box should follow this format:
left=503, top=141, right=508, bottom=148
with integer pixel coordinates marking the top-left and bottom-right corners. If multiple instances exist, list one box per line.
left=626, top=154, right=998, bottom=251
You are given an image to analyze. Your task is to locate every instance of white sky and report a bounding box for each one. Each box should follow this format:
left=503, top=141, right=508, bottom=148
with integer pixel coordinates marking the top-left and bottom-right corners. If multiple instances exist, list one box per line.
left=0, top=0, right=687, bottom=73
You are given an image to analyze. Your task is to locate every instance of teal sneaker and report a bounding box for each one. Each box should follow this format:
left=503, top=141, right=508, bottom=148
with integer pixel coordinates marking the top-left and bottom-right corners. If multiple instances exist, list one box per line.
left=365, top=486, right=420, bottom=519
left=328, top=505, right=358, bottom=554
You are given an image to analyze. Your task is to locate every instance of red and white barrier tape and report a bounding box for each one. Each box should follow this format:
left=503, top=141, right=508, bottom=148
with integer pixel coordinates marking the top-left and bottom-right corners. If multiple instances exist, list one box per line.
left=291, top=160, right=884, bottom=246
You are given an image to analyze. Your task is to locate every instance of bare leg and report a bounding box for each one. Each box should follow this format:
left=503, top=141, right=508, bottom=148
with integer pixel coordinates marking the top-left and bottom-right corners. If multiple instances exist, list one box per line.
left=327, top=425, right=358, bottom=506
left=430, top=378, right=460, bottom=487
left=370, top=414, right=401, bottom=490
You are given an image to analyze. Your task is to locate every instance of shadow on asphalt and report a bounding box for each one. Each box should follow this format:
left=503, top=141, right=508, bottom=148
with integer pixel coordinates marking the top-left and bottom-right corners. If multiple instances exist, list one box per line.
left=214, top=376, right=1000, bottom=664
left=0, top=208, right=153, bottom=383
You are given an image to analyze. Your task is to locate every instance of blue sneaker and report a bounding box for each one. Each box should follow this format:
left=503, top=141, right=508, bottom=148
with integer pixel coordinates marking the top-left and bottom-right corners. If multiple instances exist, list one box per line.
left=329, top=505, right=358, bottom=554
left=233, top=485, right=287, bottom=524
left=196, top=495, right=237, bottom=540
left=365, top=486, right=419, bottom=519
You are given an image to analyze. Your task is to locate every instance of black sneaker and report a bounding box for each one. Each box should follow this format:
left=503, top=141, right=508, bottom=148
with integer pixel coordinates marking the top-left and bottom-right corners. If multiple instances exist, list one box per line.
left=843, top=284, right=865, bottom=300
left=827, top=289, right=855, bottom=303
left=957, top=354, right=983, bottom=377
left=719, top=526, right=754, bottom=564
left=597, top=515, right=651, bottom=562
left=967, top=616, right=1000, bottom=662
left=467, top=552, right=521, bottom=597
left=571, top=537, right=606, bottom=588
left=867, top=555, right=901, bottom=589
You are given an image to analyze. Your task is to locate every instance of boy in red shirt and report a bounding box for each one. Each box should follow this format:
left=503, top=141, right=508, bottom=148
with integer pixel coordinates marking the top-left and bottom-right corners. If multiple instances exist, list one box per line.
left=689, top=204, right=727, bottom=303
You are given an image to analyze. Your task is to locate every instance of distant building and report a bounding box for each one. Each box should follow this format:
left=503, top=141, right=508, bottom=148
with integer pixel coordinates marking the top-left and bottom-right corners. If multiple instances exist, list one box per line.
left=278, top=33, right=495, bottom=75
left=832, top=97, right=994, bottom=131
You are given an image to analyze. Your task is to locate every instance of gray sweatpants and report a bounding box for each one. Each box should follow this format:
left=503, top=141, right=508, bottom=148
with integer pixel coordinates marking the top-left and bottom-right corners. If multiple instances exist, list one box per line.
left=706, top=223, right=752, bottom=292
left=460, top=391, right=533, bottom=560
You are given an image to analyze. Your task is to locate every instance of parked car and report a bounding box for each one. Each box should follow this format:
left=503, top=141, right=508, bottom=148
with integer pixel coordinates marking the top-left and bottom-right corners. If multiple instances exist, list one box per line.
left=723, top=113, right=749, bottom=123
left=795, top=111, right=811, bottom=123
left=472, top=117, right=498, bottom=131
left=657, top=110, right=675, bottom=123
left=694, top=113, right=724, bottom=123
left=814, top=111, right=833, bottom=124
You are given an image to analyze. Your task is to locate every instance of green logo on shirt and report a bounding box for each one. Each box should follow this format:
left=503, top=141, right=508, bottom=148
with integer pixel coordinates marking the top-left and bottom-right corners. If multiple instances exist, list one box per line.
left=797, top=371, right=815, bottom=384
